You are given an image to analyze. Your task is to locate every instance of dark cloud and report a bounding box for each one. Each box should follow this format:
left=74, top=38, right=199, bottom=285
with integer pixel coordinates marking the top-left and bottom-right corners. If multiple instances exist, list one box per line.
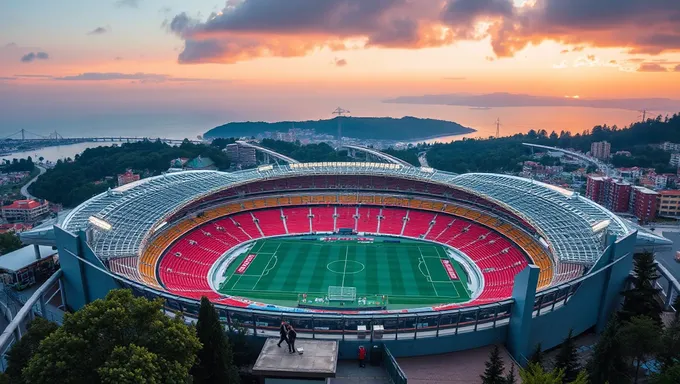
left=675, top=64, right=680, bottom=72
left=88, top=27, right=109, bottom=35
left=334, top=57, right=347, bottom=67
left=167, top=0, right=680, bottom=64
left=114, top=56, right=123, bottom=61
left=0, top=76, right=16, bottom=81
left=384, top=92, right=680, bottom=112
left=637, top=63, right=668, bottom=72
left=115, top=0, right=141, bottom=8
left=4, top=42, right=18, bottom=48
left=53, top=72, right=216, bottom=83
left=20, top=52, right=49, bottom=63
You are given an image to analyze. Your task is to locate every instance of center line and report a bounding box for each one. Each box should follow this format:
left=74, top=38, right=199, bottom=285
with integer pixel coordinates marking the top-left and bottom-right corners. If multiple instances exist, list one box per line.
left=341, top=245, right=349, bottom=287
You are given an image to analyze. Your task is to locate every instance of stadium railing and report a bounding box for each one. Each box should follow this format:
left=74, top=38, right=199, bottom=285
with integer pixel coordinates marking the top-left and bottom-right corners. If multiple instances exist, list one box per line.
left=383, top=344, right=408, bottom=384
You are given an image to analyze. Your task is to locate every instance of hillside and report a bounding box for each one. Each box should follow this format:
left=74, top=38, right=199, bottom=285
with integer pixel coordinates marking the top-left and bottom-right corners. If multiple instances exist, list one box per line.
left=204, top=116, right=475, bottom=141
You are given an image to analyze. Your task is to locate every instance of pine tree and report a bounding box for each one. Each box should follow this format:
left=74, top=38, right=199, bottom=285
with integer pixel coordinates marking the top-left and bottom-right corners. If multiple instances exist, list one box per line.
left=505, top=364, right=517, bottom=384
left=621, top=252, right=663, bottom=324
left=554, top=329, right=580, bottom=383
left=192, top=296, right=240, bottom=384
left=620, top=315, right=661, bottom=384
left=529, top=343, right=544, bottom=369
left=481, top=345, right=506, bottom=384
left=587, top=314, right=630, bottom=384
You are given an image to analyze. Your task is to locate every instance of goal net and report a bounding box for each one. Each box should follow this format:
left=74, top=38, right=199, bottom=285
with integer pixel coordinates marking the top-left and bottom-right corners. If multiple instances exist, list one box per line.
left=328, top=286, right=356, bottom=302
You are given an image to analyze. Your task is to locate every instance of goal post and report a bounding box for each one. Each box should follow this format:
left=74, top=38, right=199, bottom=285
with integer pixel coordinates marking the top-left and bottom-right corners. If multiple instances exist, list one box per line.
left=328, top=286, right=356, bottom=302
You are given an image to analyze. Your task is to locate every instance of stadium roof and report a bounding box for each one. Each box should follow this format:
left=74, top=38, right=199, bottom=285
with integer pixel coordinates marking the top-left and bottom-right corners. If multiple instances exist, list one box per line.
left=39, top=163, right=662, bottom=263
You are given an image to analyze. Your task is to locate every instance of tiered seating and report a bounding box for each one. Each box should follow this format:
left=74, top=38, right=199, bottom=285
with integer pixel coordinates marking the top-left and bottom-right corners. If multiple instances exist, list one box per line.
left=230, top=213, right=263, bottom=239
left=311, top=207, right=335, bottom=232
left=282, top=207, right=310, bottom=234
left=335, top=206, right=356, bottom=230
left=552, top=263, right=584, bottom=285
left=356, top=207, right=380, bottom=233
left=253, top=210, right=286, bottom=237
left=379, top=208, right=406, bottom=235
left=132, top=193, right=563, bottom=306
left=108, top=257, right=143, bottom=283
left=402, top=210, right=435, bottom=238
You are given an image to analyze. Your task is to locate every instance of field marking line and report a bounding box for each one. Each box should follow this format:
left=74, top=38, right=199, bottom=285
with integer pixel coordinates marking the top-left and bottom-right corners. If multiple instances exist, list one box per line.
left=341, top=245, right=349, bottom=287
left=418, top=247, right=439, bottom=296
left=251, top=243, right=281, bottom=291
left=228, top=241, right=264, bottom=291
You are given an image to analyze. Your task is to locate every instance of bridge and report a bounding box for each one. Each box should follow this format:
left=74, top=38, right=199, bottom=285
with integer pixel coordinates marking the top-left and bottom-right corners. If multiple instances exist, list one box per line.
left=235, top=140, right=300, bottom=164
left=2, top=129, right=201, bottom=145
left=522, top=143, right=609, bottom=175
left=341, top=144, right=412, bottom=167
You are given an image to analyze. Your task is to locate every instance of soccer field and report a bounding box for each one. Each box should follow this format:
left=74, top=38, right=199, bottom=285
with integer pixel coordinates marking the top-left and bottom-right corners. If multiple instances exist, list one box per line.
left=217, top=238, right=471, bottom=309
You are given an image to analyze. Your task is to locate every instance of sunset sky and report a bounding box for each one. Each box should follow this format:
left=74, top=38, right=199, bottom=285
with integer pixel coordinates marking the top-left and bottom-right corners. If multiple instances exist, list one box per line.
left=2, top=0, right=680, bottom=137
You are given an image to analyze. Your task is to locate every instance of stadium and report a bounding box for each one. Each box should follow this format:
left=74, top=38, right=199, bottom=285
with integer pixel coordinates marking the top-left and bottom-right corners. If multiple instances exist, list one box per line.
left=24, top=154, right=675, bottom=365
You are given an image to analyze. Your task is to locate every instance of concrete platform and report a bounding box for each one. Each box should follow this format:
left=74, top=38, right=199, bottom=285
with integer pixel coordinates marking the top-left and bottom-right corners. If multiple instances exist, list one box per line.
left=253, top=338, right=339, bottom=379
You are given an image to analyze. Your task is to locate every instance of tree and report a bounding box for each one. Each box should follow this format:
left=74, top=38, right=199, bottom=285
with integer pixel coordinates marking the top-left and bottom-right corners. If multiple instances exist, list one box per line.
left=481, top=345, right=506, bottom=384
left=656, top=314, right=680, bottom=371
left=650, top=363, right=680, bottom=384
left=97, top=344, right=163, bottom=384
left=505, top=364, right=517, bottom=384
left=4, top=318, right=59, bottom=383
left=22, top=289, right=201, bottom=384
left=520, top=364, right=589, bottom=384
left=620, top=315, right=661, bottom=384
left=586, top=314, right=630, bottom=384
left=0, top=232, right=23, bottom=255
left=621, top=252, right=663, bottom=324
left=554, top=329, right=580, bottom=383
left=529, top=343, right=544, bottom=369
left=192, top=297, right=239, bottom=384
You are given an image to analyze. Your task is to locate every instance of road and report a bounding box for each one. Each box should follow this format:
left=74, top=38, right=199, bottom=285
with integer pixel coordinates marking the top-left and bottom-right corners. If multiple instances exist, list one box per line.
left=20, top=165, right=46, bottom=200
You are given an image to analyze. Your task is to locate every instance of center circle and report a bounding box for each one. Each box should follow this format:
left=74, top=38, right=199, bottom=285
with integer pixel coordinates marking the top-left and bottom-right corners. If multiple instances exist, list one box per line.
left=327, top=260, right=365, bottom=274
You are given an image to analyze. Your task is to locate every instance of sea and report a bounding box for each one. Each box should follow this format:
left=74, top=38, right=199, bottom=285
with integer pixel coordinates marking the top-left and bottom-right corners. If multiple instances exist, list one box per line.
left=1, top=103, right=645, bottom=163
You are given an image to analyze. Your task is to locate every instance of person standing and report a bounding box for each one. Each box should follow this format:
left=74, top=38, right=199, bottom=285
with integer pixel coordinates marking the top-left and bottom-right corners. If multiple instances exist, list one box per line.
left=287, top=324, right=297, bottom=354
left=277, top=321, right=288, bottom=348
left=358, top=346, right=366, bottom=368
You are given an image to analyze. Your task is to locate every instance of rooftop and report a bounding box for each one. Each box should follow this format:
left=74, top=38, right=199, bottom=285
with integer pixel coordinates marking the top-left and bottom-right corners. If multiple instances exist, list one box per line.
left=2, top=200, right=44, bottom=210
left=660, top=190, right=680, bottom=196
left=253, top=338, right=338, bottom=379
left=0, top=245, right=56, bottom=273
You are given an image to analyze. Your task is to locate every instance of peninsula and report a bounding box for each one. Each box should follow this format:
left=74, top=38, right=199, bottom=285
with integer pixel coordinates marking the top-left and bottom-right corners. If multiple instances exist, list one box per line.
left=204, top=116, right=476, bottom=141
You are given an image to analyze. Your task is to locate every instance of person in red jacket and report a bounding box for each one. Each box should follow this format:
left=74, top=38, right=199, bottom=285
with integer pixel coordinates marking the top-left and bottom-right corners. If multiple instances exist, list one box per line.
left=358, top=345, right=366, bottom=368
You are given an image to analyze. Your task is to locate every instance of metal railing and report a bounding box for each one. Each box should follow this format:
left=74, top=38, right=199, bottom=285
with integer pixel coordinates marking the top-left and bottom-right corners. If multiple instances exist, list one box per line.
left=0, top=270, right=64, bottom=371
left=383, top=345, right=408, bottom=384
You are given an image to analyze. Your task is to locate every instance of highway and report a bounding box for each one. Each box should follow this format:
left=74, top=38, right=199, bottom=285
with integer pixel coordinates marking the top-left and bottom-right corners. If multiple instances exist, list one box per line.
left=20, top=165, right=46, bottom=200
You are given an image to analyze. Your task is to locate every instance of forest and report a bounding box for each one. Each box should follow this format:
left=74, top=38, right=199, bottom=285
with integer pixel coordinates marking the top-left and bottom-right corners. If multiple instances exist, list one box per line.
left=29, top=140, right=231, bottom=207
left=1, top=157, right=35, bottom=173
left=426, top=113, right=680, bottom=174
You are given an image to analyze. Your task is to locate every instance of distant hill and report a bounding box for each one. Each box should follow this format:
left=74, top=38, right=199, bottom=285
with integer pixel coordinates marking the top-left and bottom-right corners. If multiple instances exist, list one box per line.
left=204, top=116, right=475, bottom=141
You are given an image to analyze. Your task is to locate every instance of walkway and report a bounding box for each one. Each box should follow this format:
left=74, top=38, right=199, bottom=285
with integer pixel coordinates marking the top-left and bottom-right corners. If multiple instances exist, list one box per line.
left=20, top=165, right=46, bottom=200
left=329, top=360, right=391, bottom=384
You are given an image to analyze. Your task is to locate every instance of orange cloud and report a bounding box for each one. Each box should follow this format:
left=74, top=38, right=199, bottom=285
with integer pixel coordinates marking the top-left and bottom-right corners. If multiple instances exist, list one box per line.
left=167, top=0, right=680, bottom=64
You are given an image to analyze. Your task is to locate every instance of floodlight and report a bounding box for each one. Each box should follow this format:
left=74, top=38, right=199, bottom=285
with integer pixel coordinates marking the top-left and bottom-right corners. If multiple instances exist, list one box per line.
left=88, top=216, right=112, bottom=231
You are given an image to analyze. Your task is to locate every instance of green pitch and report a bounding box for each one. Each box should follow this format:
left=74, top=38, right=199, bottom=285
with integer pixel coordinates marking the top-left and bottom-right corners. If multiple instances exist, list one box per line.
left=217, top=238, right=471, bottom=309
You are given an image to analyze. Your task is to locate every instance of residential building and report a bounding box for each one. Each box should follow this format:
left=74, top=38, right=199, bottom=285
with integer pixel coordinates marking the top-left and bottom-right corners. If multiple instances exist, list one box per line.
left=117, top=169, right=140, bottom=187
left=661, top=142, right=680, bottom=152
left=671, top=153, right=680, bottom=167
left=586, top=176, right=606, bottom=204
left=606, top=179, right=632, bottom=213
left=1, top=200, right=49, bottom=222
left=658, top=190, right=680, bottom=217
left=590, top=141, right=611, bottom=160
left=226, top=143, right=257, bottom=167
left=585, top=176, right=631, bottom=213
left=631, top=186, right=659, bottom=223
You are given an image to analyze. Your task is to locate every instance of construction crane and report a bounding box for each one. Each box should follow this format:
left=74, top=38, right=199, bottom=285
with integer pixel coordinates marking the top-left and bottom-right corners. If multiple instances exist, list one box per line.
left=495, top=118, right=501, bottom=138
left=332, top=107, right=350, bottom=143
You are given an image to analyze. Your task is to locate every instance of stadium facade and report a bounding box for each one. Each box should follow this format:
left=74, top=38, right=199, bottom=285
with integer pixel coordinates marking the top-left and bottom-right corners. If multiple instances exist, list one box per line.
left=23, top=161, right=673, bottom=363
